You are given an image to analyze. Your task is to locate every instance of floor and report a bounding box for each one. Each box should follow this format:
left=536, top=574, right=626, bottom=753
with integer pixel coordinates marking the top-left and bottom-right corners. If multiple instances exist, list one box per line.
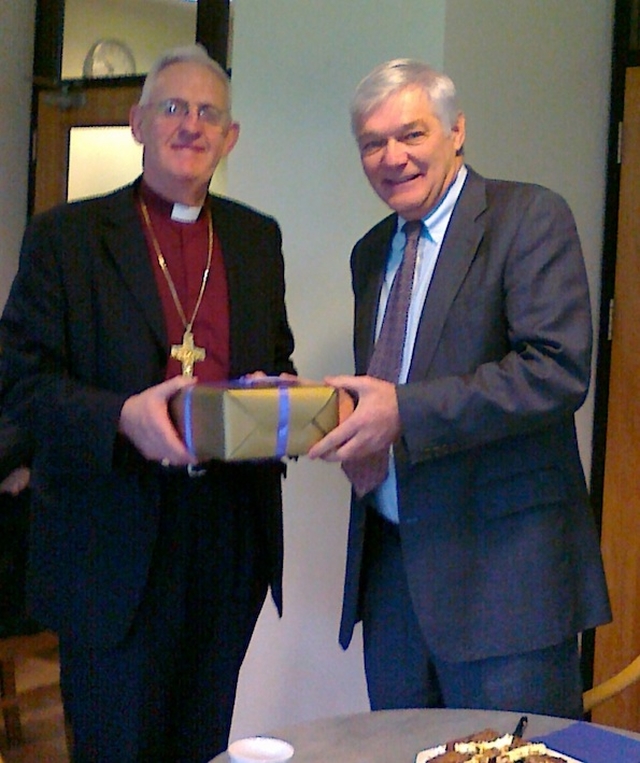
left=0, top=648, right=69, bottom=762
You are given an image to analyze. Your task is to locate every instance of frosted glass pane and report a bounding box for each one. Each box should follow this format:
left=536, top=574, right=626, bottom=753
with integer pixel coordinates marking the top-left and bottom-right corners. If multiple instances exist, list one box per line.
left=68, top=126, right=142, bottom=201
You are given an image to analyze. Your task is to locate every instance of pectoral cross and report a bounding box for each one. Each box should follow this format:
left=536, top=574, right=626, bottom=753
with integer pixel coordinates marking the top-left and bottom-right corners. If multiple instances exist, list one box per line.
left=171, top=330, right=205, bottom=377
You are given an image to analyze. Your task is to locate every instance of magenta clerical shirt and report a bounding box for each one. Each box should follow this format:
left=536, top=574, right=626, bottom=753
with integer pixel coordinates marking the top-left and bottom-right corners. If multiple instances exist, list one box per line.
left=138, top=182, right=230, bottom=382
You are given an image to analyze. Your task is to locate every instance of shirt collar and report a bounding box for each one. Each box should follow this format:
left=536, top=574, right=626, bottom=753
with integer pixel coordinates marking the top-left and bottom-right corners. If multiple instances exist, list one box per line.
left=140, top=180, right=204, bottom=224
left=397, top=164, right=468, bottom=243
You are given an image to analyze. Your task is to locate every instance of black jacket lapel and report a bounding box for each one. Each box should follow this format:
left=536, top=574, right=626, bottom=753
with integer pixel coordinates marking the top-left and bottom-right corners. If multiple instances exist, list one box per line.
left=99, top=183, right=167, bottom=349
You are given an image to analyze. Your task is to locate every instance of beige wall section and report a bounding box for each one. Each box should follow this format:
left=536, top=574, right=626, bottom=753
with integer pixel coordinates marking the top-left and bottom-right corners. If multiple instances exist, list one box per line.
left=443, top=0, right=615, bottom=480
left=0, top=0, right=615, bottom=745
left=0, top=0, right=35, bottom=310
left=227, top=0, right=447, bottom=738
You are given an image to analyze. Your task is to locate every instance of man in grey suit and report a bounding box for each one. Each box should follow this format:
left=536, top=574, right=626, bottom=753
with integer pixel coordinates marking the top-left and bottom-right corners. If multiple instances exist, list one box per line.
left=309, top=58, right=610, bottom=718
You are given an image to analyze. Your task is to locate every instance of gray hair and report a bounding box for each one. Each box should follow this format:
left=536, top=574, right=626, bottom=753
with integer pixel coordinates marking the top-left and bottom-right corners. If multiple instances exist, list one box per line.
left=350, top=58, right=460, bottom=135
left=138, top=44, right=232, bottom=110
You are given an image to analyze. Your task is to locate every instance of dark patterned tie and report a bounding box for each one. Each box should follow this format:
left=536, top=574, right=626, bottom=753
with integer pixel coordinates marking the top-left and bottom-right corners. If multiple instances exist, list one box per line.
left=343, top=220, right=422, bottom=497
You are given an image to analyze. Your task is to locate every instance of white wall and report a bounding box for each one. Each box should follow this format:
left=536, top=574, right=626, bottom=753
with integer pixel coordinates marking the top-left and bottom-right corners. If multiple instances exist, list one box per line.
left=0, top=0, right=615, bottom=746
left=0, top=0, right=35, bottom=309
left=443, top=0, right=615, bottom=479
left=227, top=0, right=448, bottom=738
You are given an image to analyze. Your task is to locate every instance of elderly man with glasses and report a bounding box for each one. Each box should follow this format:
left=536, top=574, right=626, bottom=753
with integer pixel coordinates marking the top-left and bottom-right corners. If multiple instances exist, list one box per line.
left=0, top=44, right=295, bottom=762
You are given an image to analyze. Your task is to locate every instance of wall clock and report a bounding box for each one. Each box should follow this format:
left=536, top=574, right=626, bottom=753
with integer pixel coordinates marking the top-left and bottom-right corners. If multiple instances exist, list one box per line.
left=83, top=38, right=136, bottom=78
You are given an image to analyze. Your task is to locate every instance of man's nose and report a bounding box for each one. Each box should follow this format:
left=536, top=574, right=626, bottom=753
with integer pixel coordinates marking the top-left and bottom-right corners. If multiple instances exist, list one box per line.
left=179, top=106, right=202, bottom=130
left=382, top=139, right=408, bottom=164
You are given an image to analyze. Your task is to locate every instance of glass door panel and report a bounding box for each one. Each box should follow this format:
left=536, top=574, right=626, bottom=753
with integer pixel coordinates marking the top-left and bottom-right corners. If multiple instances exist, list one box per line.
left=62, top=0, right=198, bottom=80
left=68, top=126, right=142, bottom=201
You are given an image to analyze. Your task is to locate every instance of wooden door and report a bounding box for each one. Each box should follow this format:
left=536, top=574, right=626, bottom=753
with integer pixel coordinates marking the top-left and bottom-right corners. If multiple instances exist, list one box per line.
left=32, top=83, right=142, bottom=214
left=592, top=66, right=640, bottom=729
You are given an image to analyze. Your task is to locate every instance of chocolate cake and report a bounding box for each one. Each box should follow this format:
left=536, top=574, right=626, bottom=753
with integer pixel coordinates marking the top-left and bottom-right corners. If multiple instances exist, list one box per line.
left=422, top=728, right=574, bottom=762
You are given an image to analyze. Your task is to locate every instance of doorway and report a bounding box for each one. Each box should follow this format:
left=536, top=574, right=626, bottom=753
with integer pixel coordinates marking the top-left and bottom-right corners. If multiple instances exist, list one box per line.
left=592, top=65, right=640, bottom=730
left=32, top=84, right=142, bottom=215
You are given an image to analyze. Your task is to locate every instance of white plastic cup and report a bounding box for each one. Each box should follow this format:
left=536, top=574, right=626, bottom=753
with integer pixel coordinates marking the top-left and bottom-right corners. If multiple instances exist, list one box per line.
left=227, top=736, right=294, bottom=763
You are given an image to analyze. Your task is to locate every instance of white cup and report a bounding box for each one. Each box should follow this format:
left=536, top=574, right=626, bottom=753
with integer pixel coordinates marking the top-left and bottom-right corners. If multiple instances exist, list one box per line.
left=227, top=736, right=294, bottom=763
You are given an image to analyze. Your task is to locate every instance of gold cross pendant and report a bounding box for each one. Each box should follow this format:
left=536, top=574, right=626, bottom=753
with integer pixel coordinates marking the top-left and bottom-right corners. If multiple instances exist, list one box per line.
left=171, top=330, right=205, bottom=377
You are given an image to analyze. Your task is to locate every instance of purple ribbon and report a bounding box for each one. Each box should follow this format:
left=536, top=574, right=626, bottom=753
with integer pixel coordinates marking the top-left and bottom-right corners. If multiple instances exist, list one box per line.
left=275, top=386, right=290, bottom=458
left=183, top=386, right=196, bottom=456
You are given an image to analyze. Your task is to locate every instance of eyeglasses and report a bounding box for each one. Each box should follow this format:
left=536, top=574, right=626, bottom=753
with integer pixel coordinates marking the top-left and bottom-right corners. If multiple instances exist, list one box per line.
left=147, top=98, right=230, bottom=127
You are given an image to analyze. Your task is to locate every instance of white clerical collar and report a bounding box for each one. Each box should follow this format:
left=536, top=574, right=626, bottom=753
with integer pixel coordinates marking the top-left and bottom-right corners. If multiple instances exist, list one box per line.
left=171, top=203, right=202, bottom=223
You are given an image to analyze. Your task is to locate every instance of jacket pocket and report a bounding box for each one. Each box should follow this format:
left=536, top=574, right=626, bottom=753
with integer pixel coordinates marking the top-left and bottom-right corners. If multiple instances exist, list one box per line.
left=474, top=465, right=567, bottom=520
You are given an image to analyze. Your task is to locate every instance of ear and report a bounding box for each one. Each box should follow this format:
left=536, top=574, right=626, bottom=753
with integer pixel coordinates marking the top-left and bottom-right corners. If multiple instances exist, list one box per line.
left=129, top=104, right=145, bottom=145
left=451, top=112, right=466, bottom=153
left=221, top=121, right=240, bottom=157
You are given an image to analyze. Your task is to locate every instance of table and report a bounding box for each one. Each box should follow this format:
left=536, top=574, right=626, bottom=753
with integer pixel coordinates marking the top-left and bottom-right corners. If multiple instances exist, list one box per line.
left=211, top=708, right=640, bottom=762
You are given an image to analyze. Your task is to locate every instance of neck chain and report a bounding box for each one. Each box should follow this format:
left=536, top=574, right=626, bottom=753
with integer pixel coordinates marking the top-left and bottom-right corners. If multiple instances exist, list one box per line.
left=139, top=194, right=213, bottom=377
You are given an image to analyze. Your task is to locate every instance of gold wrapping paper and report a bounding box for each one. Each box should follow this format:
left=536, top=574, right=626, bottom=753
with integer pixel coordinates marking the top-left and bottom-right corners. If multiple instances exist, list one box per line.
left=170, top=380, right=339, bottom=461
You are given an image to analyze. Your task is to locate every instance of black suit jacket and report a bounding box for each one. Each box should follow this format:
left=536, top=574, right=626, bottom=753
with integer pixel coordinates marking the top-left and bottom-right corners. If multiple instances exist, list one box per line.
left=0, top=417, right=32, bottom=483
left=340, top=167, right=611, bottom=661
left=0, top=180, right=295, bottom=649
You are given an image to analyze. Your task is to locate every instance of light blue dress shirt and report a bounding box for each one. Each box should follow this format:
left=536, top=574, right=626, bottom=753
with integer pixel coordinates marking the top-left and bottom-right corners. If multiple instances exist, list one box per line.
left=373, top=165, right=468, bottom=523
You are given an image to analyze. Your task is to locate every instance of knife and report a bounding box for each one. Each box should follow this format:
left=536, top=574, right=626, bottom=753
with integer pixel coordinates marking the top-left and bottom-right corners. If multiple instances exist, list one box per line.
left=512, top=715, right=528, bottom=739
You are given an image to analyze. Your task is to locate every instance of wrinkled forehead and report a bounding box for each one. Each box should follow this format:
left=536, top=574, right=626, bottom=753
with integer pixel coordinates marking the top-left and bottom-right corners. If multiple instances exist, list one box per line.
left=356, top=86, right=440, bottom=135
left=150, top=61, right=230, bottom=108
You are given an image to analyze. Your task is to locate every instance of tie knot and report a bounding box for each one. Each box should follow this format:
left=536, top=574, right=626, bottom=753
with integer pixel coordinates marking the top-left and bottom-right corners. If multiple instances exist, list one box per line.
left=403, top=219, right=422, bottom=245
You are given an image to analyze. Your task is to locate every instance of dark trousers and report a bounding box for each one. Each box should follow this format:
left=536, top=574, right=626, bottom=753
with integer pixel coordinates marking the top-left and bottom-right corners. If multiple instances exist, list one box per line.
left=361, top=510, right=584, bottom=719
left=59, top=469, right=268, bottom=763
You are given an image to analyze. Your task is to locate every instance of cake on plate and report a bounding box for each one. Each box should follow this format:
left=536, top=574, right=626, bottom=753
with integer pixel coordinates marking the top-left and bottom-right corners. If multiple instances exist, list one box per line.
left=415, top=728, right=582, bottom=763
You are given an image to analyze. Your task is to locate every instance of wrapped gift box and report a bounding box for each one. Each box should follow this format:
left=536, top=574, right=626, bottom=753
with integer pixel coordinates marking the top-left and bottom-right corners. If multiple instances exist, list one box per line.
left=170, top=379, right=339, bottom=461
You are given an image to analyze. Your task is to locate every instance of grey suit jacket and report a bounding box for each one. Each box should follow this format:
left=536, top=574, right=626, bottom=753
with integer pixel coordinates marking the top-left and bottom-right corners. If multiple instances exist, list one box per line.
left=340, top=167, right=611, bottom=661
left=0, top=179, right=295, bottom=648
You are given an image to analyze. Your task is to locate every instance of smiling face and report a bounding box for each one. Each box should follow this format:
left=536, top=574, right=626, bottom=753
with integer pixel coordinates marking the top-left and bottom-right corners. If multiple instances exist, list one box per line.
left=130, top=60, right=239, bottom=205
left=356, top=85, right=465, bottom=220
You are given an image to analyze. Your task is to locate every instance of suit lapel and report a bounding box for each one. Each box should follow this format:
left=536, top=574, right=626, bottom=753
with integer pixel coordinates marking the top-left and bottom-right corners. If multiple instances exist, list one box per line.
left=99, top=183, right=166, bottom=348
left=209, top=195, right=245, bottom=375
left=408, top=168, right=487, bottom=381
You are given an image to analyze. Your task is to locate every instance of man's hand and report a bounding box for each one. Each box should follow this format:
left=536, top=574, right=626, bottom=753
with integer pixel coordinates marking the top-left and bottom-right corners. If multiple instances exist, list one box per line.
left=0, top=466, right=30, bottom=496
left=118, top=375, right=197, bottom=466
left=307, top=375, right=400, bottom=462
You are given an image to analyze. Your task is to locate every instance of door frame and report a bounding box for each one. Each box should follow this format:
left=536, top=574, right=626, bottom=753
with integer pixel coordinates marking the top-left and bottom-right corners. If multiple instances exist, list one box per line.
left=584, top=0, right=640, bottom=693
left=29, top=80, right=143, bottom=215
